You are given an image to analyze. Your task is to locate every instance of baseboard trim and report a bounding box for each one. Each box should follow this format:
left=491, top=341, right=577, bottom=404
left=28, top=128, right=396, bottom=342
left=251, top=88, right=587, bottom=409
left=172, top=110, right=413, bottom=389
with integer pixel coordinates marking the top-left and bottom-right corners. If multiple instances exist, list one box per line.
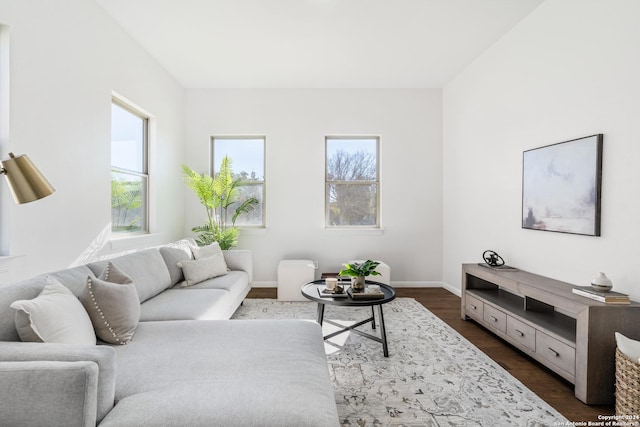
left=391, top=281, right=442, bottom=288
left=251, top=281, right=278, bottom=288
left=441, top=281, right=461, bottom=297
left=251, top=280, right=461, bottom=297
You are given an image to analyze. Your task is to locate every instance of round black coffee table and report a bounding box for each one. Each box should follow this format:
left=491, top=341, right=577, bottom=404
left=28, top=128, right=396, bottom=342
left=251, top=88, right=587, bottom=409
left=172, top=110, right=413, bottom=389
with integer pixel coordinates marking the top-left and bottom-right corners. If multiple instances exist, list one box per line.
left=301, top=279, right=396, bottom=357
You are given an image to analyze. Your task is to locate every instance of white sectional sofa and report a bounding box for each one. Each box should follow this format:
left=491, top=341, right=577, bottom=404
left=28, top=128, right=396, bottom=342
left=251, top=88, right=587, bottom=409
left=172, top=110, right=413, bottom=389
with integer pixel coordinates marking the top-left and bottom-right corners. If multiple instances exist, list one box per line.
left=0, top=239, right=339, bottom=427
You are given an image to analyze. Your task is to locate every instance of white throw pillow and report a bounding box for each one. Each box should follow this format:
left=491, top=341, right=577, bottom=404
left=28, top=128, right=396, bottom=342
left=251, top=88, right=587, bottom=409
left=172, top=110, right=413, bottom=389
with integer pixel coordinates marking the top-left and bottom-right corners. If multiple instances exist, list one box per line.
left=10, top=277, right=96, bottom=345
left=177, top=253, right=228, bottom=287
left=615, top=332, right=640, bottom=363
left=191, top=242, right=224, bottom=260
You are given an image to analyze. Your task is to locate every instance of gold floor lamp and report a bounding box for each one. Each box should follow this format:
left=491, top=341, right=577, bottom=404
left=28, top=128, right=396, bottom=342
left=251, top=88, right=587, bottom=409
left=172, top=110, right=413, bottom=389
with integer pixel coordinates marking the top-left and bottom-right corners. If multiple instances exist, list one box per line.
left=0, top=152, right=55, bottom=204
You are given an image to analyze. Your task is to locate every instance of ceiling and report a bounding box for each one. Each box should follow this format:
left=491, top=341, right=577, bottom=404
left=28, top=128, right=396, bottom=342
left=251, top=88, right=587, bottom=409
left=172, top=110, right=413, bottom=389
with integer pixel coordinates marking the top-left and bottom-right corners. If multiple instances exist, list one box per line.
left=96, top=0, right=543, bottom=89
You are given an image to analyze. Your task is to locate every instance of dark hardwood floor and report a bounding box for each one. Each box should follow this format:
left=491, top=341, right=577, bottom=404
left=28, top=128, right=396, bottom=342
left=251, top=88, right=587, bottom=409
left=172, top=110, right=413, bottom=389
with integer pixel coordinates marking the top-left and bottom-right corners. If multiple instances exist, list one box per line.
left=247, top=286, right=615, bottom=423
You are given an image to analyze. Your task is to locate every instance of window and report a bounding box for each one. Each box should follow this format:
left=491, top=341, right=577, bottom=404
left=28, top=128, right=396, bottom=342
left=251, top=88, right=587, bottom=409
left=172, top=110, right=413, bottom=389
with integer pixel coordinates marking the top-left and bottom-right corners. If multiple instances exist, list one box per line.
left=111, top=98, right=148, bottom=234
left=211, top=136, right=265, bottom=227
left=325, top=136, right=380, bottom=228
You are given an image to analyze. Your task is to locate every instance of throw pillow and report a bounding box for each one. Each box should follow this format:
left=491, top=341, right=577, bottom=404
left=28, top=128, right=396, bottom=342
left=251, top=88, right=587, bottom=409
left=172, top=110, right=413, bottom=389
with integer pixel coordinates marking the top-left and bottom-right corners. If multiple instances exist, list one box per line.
left=191, top=242, right=224, bottom=260
left=615, top=332, right=640, bottom=363
left=177, top=253, right=228, bottom=287
left=80, top=262, right=140, bottom=345
left=10, top=277, right=96, bottom=345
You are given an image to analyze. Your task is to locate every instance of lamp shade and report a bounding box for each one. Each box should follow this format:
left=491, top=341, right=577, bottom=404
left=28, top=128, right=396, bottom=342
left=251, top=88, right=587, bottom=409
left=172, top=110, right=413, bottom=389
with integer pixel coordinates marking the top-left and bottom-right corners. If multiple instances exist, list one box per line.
left=1, top=152, right=55, bottom=204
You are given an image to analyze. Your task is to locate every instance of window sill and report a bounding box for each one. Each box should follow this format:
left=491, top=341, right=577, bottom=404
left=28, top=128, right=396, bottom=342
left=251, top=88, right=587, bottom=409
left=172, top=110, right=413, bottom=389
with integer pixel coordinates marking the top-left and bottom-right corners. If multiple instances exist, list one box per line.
left=323, top=228, right=384, bottom=236
left=0, top=254, right=23, bottom=263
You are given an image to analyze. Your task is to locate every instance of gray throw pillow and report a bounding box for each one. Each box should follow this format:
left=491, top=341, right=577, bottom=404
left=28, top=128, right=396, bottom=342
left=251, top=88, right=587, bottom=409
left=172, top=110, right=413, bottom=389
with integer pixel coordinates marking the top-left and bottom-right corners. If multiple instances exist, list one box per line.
left=10, top=277, right=96, bottom=345
left=177, top=253, right=228, bottom=287
left=80, top=262, right=140, bottom=345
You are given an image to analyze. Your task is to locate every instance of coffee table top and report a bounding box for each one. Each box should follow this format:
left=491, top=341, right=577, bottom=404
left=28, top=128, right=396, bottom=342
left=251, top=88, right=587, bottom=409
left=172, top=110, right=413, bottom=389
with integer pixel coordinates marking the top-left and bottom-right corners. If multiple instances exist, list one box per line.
left=301, top=279, right=396, bottom=306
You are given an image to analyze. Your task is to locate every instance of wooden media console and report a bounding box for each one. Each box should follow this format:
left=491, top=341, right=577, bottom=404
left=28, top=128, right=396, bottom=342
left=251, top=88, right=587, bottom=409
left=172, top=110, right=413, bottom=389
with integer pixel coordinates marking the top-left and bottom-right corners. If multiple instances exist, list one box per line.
left=461, top=263, right=640, bottom=404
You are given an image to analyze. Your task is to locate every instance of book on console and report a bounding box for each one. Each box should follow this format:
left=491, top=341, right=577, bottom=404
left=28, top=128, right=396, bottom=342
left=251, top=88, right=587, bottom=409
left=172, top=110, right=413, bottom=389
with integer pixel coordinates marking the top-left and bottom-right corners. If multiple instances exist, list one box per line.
left=572, top=286, right=630, bottom=304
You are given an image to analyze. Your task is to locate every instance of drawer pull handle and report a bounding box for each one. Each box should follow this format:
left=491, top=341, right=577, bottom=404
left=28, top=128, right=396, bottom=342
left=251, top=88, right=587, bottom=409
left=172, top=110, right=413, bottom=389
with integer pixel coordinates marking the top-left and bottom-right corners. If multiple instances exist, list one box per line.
left=471, top=304, right=477, bottom=310
left=515, top=329, right=524, bottom=337
left=490, top=316, right=498, bottom=322
left=547, top=347, right=560, bottom=357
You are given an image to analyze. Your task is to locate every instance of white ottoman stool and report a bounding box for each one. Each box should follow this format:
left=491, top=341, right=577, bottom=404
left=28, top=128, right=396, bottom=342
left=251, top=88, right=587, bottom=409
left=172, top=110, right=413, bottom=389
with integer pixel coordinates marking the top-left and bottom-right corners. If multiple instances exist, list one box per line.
left=277, top=260, right=315, bottom=301
left=349, top=260, right=390, bottom=285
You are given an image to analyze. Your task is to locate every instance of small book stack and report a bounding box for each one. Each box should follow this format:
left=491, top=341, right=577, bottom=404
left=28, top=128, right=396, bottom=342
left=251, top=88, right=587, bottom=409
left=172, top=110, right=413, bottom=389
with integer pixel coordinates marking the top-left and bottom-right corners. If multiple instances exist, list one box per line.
left=571, top=286, right=630, bottom=304
left=317, top=288, right=348, bottom=298
left=347, top=287, right=385, bottom=300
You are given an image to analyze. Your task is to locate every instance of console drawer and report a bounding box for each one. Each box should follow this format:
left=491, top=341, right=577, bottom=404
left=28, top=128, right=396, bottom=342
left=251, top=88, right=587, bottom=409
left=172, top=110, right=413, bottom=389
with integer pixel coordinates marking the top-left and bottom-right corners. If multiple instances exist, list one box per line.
left=507, top=316, right=536, bottom=351
left=465, top=294, right=484, bottom=320
left=536, top=331, right=575, bottom=376
left=483, top=304, right=507, bottom=333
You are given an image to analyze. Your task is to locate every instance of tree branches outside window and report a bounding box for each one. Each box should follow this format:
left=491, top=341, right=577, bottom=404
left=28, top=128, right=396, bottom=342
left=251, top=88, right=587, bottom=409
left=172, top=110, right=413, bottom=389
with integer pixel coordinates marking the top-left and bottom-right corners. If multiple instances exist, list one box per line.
left=326, top=137, right=379, bottom=227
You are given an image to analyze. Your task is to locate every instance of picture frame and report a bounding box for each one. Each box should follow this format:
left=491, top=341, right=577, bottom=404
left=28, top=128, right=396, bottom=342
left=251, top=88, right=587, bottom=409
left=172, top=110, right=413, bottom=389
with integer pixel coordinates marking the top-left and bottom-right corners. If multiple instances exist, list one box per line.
left=522, top=134, right=603, bottom=236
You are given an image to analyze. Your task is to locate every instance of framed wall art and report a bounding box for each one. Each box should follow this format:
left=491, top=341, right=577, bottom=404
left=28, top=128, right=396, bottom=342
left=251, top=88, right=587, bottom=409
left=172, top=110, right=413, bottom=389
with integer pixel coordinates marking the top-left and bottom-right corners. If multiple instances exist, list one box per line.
left=522, top=134, right=603, bottom=236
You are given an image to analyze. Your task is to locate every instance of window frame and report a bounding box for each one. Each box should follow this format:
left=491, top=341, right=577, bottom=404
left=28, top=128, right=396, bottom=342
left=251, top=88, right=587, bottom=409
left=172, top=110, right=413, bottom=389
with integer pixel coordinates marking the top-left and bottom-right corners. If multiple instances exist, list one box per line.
left=210, top=135, right=266, bottom=228
left=325, top=135, right=381, bottom=229
left=0, top=24, right=10, bottom=254
left=110, top=97, right=150, bottom=235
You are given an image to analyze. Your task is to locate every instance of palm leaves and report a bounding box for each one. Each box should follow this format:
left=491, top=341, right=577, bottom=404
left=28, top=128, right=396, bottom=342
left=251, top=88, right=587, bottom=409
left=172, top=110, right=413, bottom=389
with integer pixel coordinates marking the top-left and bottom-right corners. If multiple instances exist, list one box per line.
left=183, top=157, right=258, bottom=249
left=111, top=178, right=142, bottom=231
left=232, top=197, right=258, bottom=225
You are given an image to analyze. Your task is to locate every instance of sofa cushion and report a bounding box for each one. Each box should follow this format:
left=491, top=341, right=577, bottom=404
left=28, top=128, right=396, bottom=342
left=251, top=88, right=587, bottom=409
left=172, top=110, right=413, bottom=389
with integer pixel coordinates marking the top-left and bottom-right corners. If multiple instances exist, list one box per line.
left=49, top=266, right=101, bottom=297
left=159, top=239, right=195, bottom=286
left=87, top=249, right=171, bottom=303
left=0, top=266, right=95, bottom=342
left=101, top=319, right=339, bottom=427
left=139, top=289, right=231, bottom=321
left=183, top=271, right=249, bottom=305
left=10, top=277, right=96, bottom=345
left=80, top=263, right=140, bottom=345
left=177, top=254, right=228, bottom=287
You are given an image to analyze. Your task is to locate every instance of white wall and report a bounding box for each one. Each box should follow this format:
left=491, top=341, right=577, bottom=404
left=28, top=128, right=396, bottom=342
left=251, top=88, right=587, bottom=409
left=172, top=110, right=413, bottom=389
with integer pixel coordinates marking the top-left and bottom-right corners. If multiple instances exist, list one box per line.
left=0, top=0, right=185, bottom=282
left=185, top=89, right=443, bottom=286
left=443, top=0, right=640, bottom=299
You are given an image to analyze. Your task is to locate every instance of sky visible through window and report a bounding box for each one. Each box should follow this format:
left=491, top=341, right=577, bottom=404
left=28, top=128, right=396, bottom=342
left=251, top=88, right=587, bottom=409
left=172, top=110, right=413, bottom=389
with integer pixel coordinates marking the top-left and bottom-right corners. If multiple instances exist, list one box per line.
left=326, top=138, right=377, bottom=162
left=111, top=103, right=144, bottom=173
left=213, top=138, right=264, bottom=179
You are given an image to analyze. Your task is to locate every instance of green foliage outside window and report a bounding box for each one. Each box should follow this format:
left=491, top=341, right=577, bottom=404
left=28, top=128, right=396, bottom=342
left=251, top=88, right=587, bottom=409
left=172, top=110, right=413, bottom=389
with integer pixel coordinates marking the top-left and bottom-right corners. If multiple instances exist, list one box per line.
left=111, top=175, right=143, bottom=232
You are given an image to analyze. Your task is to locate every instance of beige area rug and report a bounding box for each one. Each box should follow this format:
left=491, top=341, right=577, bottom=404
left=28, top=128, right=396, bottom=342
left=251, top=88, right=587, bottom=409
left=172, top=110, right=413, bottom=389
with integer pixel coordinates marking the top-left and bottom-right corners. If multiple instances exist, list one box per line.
left=232, top=298, right=568, bottom=427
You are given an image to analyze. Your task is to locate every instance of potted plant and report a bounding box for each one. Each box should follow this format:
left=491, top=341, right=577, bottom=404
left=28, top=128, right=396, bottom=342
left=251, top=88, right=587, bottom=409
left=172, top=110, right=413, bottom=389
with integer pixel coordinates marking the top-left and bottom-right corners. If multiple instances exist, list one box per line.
left=183, top=157, right=258, bottom=250
left=339, top=260, right=381, bottom=292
